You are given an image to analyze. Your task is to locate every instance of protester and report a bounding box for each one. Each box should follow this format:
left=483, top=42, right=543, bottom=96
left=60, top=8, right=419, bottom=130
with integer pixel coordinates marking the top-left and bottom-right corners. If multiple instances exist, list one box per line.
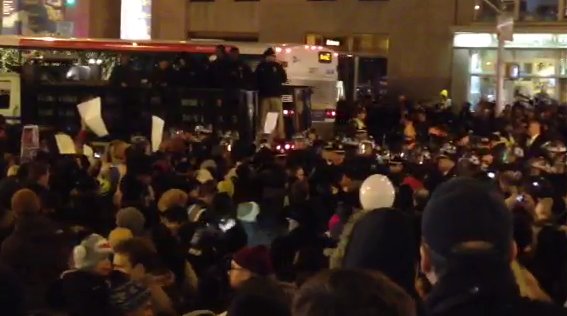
left=60, top=234, right=127, bottom=316
left=229, top=245, right=274, bottom=289
left=0, top=263, right=26, bottom=316
left=421, top=177, right=566, bottom=315
left=330, top=208, right=418, bottom=298
left=1, top=188, right=67, bottom=311
left=113, top=237, right=177, bottom=315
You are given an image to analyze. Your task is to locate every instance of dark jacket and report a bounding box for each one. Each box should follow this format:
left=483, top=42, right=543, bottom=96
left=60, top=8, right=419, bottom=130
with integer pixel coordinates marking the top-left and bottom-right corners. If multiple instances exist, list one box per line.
left=226, top=59, right=253, bottom=90
left=425, top=261, right=567, bottom=316
left=255, top=61, right=287, bottom=98
left=60, top=270, right=128, bottom=316
left=0, top=263, right=26, bottom=316
left=151, top=67, right=176, bottom=87
left=109, top=65, right=139, bottom=87
left=0, top=214, right=68, bottom=310
left=524, top=134, right=547, bottom=159
left=210, top=57, right=231, bottom=88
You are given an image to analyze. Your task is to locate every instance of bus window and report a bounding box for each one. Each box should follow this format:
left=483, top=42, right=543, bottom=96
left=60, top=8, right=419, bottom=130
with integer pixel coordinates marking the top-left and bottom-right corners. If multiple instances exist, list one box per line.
left=0, top=80, right=10, bottom=109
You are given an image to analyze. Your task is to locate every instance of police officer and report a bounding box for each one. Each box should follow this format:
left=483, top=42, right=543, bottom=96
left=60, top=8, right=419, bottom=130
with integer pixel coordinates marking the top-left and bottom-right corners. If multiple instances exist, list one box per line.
left=109, top=54, right=138, bottom=87
left=227, top=47, right=253, bottom=90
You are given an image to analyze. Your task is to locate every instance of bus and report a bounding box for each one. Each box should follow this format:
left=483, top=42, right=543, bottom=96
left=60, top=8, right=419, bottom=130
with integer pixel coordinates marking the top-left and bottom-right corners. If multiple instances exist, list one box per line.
left=0, top=36, right=258, bottom=139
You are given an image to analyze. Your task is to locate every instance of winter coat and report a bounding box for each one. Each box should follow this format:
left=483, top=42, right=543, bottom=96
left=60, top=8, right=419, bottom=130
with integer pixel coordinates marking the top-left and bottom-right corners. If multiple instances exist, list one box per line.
left=0, top=263, right=26, bottom=316
left=0, top=214, right=68, bottom=310
left=425, top=263, right=566, bottom=316
left=255, top=61, right=287, bottom=98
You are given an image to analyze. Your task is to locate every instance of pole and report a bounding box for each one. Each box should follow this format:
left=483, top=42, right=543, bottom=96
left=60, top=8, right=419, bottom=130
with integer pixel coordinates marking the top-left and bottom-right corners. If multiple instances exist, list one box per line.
left=496, top=35, right=505, bottom=115
left=353, top=56, right=360, bottom=101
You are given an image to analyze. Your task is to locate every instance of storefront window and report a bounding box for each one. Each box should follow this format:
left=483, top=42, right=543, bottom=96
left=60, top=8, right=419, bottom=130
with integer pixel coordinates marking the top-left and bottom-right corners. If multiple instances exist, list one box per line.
left=470, top=50, right=497, bottom=74
left=519, top=0, right=558, bottom=21
left=466, top=48, right=566, bottom=104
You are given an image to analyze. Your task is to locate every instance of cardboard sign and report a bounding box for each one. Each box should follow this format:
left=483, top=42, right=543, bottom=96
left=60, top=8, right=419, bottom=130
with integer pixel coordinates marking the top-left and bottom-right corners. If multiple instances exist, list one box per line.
left=77, top=97, right=109, bottom=137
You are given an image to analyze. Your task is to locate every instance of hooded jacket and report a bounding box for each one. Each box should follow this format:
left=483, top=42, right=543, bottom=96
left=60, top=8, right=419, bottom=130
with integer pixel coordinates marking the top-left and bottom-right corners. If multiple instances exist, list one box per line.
left=330, top=208, right=418, bottom=298
left=425, top=259, right=566, bottom=316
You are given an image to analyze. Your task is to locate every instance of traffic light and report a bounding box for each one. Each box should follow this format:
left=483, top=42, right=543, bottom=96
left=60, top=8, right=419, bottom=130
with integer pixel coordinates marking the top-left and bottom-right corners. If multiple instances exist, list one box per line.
left=66, top=0, right=77, bottom=6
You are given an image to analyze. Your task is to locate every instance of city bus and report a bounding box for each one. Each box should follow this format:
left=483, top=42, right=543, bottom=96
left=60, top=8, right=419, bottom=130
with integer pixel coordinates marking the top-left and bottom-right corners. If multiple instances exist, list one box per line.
left=0, top=36, right=262, bottom=140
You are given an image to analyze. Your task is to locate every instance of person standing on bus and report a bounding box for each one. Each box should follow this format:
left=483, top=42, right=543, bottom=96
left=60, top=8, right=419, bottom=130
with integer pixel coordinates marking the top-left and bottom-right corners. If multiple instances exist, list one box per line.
left=151, top=59, right=176, bottom=88
left=255, top=48, right=287, bottom=140
left=227, top=47, right=253, bottom=90
left=225, top=47, right=253, bottom=134
left=109, top=54, right=138, bottom=87
left=210, top=45, right=230, bottom=88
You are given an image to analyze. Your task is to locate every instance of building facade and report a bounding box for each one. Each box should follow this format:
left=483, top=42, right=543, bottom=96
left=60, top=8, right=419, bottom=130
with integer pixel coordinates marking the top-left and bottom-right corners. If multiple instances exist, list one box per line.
left=182, top=0, right=457, bottom=102
left=6, top=0, right=567, bottom=105
left=453, top=0, right=567, bottom=107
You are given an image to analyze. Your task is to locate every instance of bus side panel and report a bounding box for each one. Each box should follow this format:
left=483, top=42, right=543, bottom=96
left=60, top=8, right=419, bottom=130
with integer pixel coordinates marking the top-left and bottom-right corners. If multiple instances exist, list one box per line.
left=278, top=49, right=338, bottom=116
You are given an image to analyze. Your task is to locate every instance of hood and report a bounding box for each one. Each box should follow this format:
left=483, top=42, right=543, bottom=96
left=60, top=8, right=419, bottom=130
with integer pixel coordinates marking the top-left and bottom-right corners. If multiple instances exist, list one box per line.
left=330, top=208, right=417, bottom=296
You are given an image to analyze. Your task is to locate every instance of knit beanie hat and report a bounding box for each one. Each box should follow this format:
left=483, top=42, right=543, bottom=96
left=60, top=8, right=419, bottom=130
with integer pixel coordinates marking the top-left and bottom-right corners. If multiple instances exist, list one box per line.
left=233, top=246, right=274, bottom=276
left=108, top=227, right=134, bottom=248
left=116, top=207, right=146, bottom=236
left=73, top=234, right=113, bottom=270
left=109, top=280, right=151, bottom=313
left=237, top=202, right=259, bottom=223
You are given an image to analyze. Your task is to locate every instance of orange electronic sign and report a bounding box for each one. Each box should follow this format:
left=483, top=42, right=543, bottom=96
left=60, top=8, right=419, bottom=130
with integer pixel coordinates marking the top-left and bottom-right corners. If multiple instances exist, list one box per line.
left=318, top=51, right=332, bottom=63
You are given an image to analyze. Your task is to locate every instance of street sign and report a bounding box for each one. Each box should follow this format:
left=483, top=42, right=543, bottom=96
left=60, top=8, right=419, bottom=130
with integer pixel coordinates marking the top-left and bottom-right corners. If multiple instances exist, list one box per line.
left=497, top=14, right=514, bottom=41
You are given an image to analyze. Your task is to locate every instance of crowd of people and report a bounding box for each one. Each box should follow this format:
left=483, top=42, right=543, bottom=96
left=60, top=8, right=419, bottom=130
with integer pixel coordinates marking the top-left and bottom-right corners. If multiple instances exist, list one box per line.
left=2, top=83, right=567, bottom=316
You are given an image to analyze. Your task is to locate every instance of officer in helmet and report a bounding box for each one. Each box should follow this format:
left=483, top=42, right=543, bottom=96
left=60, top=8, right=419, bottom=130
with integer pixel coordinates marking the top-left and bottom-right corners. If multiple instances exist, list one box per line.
left=424, top=142, right=457, bottom=192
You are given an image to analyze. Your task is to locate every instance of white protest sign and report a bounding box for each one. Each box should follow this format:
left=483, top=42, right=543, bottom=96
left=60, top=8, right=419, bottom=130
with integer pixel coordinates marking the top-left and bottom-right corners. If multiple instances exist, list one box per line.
left=20, top=125, right=39, bottom=162
left=77, top=97, right=109, bottom=137
left=151, top=115, right=165, bottom=152
left=263, top=112, right=279, bottom=135
left=54, top=133, right=76, bottom=154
